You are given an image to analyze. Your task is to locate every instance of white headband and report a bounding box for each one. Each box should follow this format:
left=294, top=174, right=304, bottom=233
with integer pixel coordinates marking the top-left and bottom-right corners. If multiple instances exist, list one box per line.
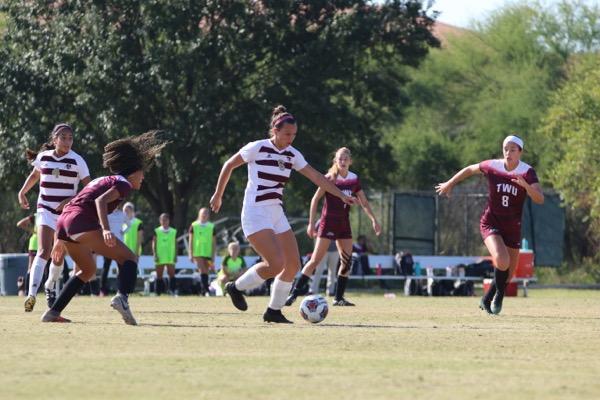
left=503, top=135, right=523, bottom=149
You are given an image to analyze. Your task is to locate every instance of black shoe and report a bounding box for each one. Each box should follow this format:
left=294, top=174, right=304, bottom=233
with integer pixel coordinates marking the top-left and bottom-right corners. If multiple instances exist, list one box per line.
left=45, top=288, right=57, bottom=308
left=263, top=308, right=293, bottom=324
left=491, top=291, right=504, bottom=315
left=332, top=298, right=355, bottom=306
left=225, top=282, right=247, bottom=311
left=479, top=296, right=493, bottom=315
left=284, top=293, right=297, bottom=307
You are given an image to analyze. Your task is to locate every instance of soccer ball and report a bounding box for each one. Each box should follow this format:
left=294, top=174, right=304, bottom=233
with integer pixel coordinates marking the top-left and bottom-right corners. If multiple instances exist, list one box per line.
left=299, top=294, right=329, bottom=323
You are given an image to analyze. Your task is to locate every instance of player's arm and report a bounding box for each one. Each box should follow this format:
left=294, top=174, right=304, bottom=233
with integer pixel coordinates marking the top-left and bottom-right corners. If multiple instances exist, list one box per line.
left=18, top=169, right=41, bottom=209
left=435, top=164, right=482, bottom=198
left=298, top=164, right=355, bottom=206
left=307, top=187, right=326, bottom=238
left=210, top=152, right=245, bottom=213
left=16, top=216, right=35, bottom=234
left=95, top=187, right=122, bottom=247
left=356, top=190, right=381, bottom=236
left=512, top=177, right=544, bottom=205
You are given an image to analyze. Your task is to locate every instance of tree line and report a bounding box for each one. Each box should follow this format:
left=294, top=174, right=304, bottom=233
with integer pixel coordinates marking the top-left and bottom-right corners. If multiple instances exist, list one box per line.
left=1, top=1, right=598, bottom=269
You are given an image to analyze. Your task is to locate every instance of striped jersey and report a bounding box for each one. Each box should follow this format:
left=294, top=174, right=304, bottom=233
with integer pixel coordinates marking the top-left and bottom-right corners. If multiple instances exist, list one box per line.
left=479, top=159, right=539, bottom=221
left=321, top=171, right=362, bottom=220
left=32, top=149, right=89, bottom=214
left=239, top=139, right=308, bottom=206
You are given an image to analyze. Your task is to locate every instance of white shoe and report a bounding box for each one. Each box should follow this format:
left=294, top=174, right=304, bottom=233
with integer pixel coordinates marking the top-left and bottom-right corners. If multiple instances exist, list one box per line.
left=110, top=294, right=138, bottom=326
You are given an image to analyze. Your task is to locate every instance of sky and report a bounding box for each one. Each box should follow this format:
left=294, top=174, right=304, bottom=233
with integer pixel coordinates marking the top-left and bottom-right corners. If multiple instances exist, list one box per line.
left=429, top=0, right=518, bottom=27
left=427, top=0, right=584, bottom=28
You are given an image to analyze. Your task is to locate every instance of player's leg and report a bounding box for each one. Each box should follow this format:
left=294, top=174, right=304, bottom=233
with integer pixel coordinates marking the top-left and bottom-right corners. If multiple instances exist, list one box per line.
left=166, top=264, right=177, bottom=296
left=77, top=230, right=139, bottom=325
left=286, top=238, right=331, bottom=306
left=333, top=238, right=355, bottom=306
left=42, top=241, right=95, bottom=323
left=155, top=264, right=165, bottom=295
left=263, top=229, right=300, bottom=323
left=194, top=257, right=210, bottom=295
left=25, top=224, right=54, bottom=311
left=483, top=234, right=510, bottom=315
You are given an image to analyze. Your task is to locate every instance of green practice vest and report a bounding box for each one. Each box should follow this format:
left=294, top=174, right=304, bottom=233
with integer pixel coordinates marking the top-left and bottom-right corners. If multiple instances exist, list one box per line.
left=124, top=218, right=143, bottom=255
left=28, top=213, right=39, bottom=251
left=191, top=221, right=214, bottom=258
left=154, top=227, right=177, bottom=265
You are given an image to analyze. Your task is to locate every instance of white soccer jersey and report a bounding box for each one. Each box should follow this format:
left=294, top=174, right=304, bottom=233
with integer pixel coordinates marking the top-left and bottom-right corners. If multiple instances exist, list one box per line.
left=32, top=149, right=90, bottom=214
left=240, top=139, right=308, bottom=207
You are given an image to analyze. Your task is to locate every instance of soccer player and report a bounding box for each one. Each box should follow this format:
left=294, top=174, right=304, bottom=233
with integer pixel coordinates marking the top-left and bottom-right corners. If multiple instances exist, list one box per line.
left=152, top=213, right=178, bottom=296
left=18, top=124, right=91, bottom=311
left=436, top=135, right=544, bottom=315
left=40, top=131, right=169, bottom=324
left=123, top=202, right=144, bottom=260
left=285, top=147, right=381, bottom=307
left=188, top=207, right=217, bottom=296
left=210, top=105, right=356, bottom=323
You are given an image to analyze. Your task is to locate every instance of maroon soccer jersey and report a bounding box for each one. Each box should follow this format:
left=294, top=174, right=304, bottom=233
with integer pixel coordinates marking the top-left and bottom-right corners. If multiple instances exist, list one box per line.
left=321, top=171, right=363, bottom=220
left=57, top=176, right=132, bottom=240
left=479, top=159, right=539, bottom=223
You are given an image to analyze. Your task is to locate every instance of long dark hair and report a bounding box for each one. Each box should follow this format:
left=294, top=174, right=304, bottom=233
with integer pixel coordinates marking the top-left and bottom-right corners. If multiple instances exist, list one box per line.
left=25, top=124, right=73, bottom=161
left=102, top=130, right=170, bottom=176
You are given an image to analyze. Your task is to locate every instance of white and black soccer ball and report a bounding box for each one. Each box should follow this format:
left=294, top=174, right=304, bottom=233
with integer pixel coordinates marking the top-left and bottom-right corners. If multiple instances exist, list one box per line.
left=299, top=294, right=329, bottom=323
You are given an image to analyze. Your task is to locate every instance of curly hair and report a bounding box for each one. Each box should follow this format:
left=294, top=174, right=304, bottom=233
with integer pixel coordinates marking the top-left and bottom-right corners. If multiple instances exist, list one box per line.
left=102, top=130, right=170, bottom=176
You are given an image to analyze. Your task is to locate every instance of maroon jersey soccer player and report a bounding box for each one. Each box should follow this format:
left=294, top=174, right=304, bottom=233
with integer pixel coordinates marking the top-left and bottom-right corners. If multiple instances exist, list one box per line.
left=436, top=135, right=544, bottom=315
left=41, top=131, right=169, bottom=324
left=285, top=147, right=381, bottom=307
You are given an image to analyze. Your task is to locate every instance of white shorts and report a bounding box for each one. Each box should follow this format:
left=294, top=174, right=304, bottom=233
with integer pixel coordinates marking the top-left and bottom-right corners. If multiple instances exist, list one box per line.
left=37, top=209, right=60, bottom=231
left=242, top=204, right=291, bottom=237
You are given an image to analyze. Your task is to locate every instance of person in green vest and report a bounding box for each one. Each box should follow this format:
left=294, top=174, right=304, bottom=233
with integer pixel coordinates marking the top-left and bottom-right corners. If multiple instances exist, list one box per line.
left=188, top=207, right=217, bottom=296
left=217, top=242, right=248, bottom=294
left=123, top=202, right=144, bottom=260
left=16, top=213, right=39, bottom=296
left=152, top=213, right=178, bottom=296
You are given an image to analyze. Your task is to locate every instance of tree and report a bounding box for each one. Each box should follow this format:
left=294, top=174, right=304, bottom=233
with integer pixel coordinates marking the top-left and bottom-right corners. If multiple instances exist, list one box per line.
left=0, top=0, right=439, bottom=238
left=541, top=59, right=600, bottom=260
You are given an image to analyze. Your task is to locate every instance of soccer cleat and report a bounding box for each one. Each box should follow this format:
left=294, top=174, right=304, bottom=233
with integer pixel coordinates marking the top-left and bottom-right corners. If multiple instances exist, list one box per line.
left=491, top=292, right=504, bottom=315
left=263, top=309, right=293, bottom=324
left=225, top=282, right=248, bottom=311
left=24, top=295, right=36, bottom=312
left=110, top=294, right=138, bottom=326
left=284, top=293, right=298, bottom=307
left=41, top=310, right=71, bottom=323
left=45, top=288, right=57, bottom=308
left=332, top=298, right=355, bottom=306
left=479, top=296, right=493, bottom=315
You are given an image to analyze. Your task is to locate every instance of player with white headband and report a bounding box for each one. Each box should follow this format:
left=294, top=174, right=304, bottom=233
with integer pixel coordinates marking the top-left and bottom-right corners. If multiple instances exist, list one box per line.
left=435, top=135, right=544, bottom=315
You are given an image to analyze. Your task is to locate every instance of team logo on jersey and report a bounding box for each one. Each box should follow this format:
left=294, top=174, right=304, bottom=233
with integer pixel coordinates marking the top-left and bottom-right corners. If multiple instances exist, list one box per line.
left=52, top=168, right=60, bottom=178
left=326, top=231, right=334, bottom=237
left=66, top=164, right=72, bottom=170
left=277, top=159, right=285, bottom=171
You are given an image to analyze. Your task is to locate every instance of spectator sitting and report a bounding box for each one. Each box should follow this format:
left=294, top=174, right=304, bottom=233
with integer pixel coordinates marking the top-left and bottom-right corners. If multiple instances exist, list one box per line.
left=217, top=242, right=248, bottom=294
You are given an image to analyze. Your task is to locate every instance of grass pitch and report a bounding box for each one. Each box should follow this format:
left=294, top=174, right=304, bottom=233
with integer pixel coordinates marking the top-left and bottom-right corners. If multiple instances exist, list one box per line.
left=1, top=289, right=599, bottom=400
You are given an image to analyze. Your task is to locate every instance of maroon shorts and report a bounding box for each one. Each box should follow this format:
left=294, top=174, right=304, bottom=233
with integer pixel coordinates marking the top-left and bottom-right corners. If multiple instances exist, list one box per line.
left=317, top=216, right=352, bottom=240
left=56, top=211, right=101, bottom=243
left=480, top=216, right=521, bottom=249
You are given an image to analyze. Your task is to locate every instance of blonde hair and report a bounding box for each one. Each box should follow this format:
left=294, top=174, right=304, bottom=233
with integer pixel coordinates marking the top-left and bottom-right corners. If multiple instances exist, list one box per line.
left=327, top=147, right=352, bottom=181
left=227, top=242, right=240, bottom=252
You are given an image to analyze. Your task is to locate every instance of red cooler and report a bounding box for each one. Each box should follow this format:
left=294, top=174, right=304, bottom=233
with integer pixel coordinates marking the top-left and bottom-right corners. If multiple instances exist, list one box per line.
left=514, top=250, right=534, bottom=278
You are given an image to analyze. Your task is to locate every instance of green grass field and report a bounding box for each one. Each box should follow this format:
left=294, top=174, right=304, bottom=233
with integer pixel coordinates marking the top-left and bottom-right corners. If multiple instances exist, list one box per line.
left=1, top=289, right=599, bottom=400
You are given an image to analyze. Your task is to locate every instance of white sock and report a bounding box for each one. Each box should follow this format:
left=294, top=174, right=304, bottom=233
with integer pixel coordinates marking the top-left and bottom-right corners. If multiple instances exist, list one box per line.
left=235, top=266, right=265, bottom=291
left=268, top=278, right=293, bottom=311
left=44, top=262, right=64, bottom=290
left=28, top=256, right=48, bottom=297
